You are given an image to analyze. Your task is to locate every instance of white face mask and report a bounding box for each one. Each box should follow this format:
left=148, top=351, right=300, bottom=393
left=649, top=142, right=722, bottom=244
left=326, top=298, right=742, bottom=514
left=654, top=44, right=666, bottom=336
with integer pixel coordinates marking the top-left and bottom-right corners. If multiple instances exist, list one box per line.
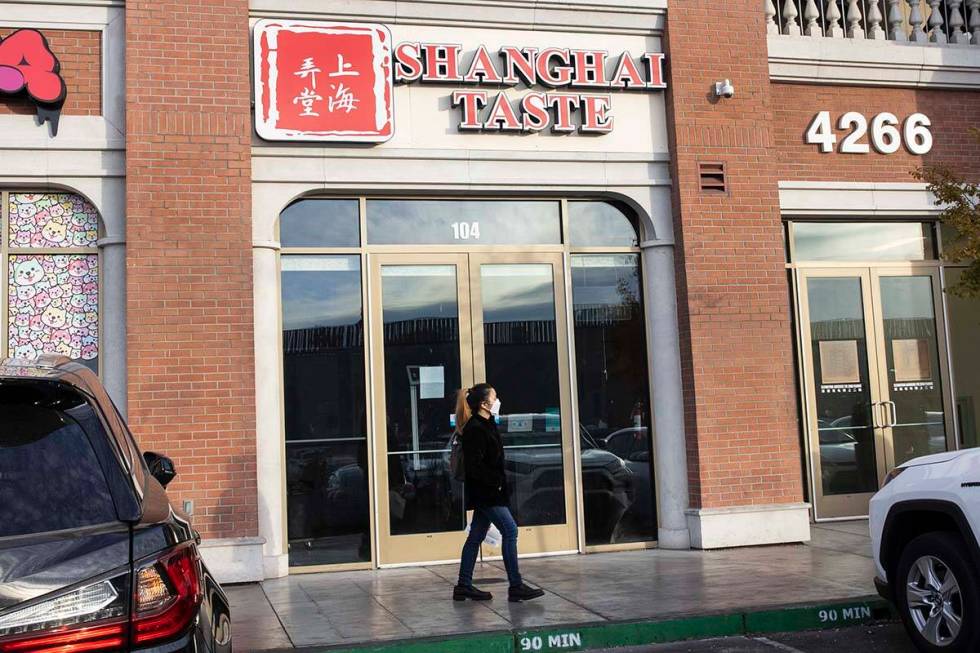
left=489, top=399, right=501, bottom=416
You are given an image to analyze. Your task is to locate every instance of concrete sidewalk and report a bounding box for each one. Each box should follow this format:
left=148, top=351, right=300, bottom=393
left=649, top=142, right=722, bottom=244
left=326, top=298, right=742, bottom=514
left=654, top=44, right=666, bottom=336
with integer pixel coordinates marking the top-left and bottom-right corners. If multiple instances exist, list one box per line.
left=228, top=521, right=878, bottom=652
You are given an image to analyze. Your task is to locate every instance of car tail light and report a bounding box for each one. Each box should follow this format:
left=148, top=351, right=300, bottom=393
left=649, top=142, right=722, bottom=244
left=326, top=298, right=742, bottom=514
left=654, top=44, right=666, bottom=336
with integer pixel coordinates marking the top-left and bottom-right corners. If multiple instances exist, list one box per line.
left=131, top=545, right=202, bottom=645
left=0, top=544, right=203, bottom=653
left=0, top=576, right=129, bottom=653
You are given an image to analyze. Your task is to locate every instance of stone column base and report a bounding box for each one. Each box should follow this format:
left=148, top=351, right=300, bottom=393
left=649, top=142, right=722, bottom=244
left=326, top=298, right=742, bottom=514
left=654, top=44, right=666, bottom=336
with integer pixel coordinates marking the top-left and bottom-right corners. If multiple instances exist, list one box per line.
left=198, top=537, right=266, bottom=583
left=686, top=503, right=811, bottom=549
left=264, top=553, right=290, bottom=579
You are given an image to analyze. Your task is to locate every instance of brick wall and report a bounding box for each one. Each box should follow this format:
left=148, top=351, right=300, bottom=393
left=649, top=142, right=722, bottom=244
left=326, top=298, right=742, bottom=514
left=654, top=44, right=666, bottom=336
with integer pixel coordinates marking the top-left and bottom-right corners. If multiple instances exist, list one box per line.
left=772, top=83, right=980, bottom=182
left=125, top=1, right=256, bottom=539
left=0, top=29, right=101, bottom=116
left=665, top=2, right=803, bottom=510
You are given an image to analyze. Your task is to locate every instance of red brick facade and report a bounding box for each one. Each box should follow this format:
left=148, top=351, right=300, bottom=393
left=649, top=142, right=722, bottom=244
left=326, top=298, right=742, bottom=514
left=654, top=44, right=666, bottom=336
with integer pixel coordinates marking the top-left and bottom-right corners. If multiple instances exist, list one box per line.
left=666, top=5, right=979, bottom=513
left=772, top=83, right=980, bottom=182
left=665, top=2, right=804, bottom=510
left=0, top=29, right=101, bottom=116
left=125, top=1, right=257, bottom=539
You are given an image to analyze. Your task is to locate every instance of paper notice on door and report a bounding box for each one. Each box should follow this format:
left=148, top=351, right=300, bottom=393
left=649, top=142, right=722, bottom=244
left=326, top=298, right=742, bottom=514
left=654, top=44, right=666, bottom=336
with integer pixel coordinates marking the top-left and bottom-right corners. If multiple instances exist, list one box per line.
left=419, top=366, right=445, bottom=399
left=819, top=340, right=861, bottom=385
left=893, top=339, right=932, bottom=382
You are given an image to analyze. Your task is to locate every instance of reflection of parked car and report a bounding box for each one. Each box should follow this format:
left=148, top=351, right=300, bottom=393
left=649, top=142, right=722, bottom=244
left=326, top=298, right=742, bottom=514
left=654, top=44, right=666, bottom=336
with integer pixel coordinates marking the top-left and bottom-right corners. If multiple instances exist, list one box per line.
left=286, top=444, right=368, bottom=542
left=0, top=356, right=232, bottom=653
left=387, top=413, right=640, bottom=543
left=594, top=427, right=655, bottom=541
left=818, top=417, right=867, bottom=493
left=496, top=414, right=636, bottom=542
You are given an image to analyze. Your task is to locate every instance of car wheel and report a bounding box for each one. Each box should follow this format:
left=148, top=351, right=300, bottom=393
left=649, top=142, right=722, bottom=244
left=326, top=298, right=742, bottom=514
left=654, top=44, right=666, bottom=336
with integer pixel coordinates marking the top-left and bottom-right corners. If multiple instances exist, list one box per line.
left=895, top=532, right=980, bottom=653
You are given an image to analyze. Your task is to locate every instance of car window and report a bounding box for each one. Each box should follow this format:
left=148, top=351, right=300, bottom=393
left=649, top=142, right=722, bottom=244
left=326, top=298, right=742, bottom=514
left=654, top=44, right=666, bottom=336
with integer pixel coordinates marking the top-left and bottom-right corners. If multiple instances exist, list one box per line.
left=0, top=382, right=119, bottom=537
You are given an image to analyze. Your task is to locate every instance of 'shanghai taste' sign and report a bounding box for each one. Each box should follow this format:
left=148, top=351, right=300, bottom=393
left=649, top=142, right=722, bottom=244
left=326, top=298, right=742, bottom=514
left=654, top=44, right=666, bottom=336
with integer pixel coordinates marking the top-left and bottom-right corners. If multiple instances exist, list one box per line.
left=253, top=19, right=666, bottom=142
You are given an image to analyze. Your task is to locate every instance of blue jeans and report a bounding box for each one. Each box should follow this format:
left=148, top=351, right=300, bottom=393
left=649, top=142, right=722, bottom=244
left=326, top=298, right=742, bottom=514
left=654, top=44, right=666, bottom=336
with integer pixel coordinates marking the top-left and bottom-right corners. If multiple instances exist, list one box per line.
left=457, top=505, right=522, bottom=588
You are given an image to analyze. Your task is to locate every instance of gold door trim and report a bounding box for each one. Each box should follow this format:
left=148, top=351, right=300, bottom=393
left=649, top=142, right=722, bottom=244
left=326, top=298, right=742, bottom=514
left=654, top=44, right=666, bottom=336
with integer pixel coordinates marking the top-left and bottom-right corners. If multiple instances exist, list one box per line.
left=869, top=267, right=957, bottom=470
left=370, top=253, right=474, bottom=566
left=468, top=252, right=580, bottom=557
left=370, top=252, right=580, bottom=565
left=797, top=267, right=887, bottom=520
left=798, top=264, right=958, bottom=521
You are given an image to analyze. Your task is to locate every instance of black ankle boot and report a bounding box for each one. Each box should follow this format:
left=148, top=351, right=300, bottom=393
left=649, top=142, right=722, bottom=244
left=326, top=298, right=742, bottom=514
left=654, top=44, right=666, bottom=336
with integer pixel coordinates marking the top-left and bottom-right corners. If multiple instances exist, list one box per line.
left=508, top=583, right=545, bottom=602
left=453, top=584, right=493, bottom=601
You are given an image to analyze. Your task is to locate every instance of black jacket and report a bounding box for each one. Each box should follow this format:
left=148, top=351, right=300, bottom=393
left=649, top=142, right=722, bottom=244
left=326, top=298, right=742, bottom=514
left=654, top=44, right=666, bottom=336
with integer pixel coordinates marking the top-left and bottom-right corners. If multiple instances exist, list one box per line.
left=461, top=413, right=509, bottom=509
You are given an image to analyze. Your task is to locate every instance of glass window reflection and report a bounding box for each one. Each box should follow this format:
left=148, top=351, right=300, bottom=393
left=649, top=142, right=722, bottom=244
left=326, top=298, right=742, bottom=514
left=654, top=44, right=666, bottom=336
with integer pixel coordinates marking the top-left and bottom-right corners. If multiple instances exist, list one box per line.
left=792, top=222, right=935, bottom=262
left=380, top=265, right=464, bottom=536
left=946, top=268, right=980, bottom=449
left=280, top=199, right=360, bottom=248
left=806, top=277, right=879, bottom=496
left=571, top=254, right=656, bottom=544
left=879, top=276, right=947, bottom=465
left=367, top=200, right=561, bottom=245
left=482, top=264, right=567, bottom=527
left=569, top=202, right=639, bottom=247
left=281, top=255, right=370, bottom=565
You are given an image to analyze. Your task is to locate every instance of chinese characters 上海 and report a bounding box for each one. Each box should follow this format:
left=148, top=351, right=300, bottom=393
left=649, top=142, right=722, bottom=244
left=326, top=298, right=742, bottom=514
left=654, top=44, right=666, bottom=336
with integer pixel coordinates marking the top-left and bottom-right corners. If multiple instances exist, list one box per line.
left=327, top=54, right=360, bottom=114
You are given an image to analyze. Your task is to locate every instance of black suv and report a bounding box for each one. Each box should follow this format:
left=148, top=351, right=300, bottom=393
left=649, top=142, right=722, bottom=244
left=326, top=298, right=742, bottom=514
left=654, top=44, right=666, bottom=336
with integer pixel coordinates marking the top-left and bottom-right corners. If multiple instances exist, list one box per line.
left=0, top=355, right=231, bottom=653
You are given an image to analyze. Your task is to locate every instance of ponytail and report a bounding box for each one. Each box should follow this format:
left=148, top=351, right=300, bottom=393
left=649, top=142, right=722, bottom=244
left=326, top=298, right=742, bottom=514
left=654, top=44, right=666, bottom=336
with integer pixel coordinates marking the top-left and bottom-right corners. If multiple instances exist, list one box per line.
left=454, top=383, right=494, bottom=434
left=454, top=388, right=471, bottom=435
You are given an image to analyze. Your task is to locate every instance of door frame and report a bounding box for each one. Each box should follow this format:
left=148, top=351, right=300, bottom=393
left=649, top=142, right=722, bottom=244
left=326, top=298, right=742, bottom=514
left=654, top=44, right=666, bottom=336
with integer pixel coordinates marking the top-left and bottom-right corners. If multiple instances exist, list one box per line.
left=870, top=266, right=957, bottom=468
left=369, top=253, right=474, bottom=566
left=797, top=266, right=888, bottom=520
left=795, top=263, right=957, bottom=521
left=468, top=252, right=580, bottom=560
left=277, top=196, right=654, bottom=573
left=368, top=251, right=580, bottom=566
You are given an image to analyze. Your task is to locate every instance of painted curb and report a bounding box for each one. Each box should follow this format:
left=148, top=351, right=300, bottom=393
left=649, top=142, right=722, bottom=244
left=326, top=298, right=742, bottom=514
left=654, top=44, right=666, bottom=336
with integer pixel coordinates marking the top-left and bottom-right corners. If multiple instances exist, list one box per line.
left=270, top=596, right=892, bottom=653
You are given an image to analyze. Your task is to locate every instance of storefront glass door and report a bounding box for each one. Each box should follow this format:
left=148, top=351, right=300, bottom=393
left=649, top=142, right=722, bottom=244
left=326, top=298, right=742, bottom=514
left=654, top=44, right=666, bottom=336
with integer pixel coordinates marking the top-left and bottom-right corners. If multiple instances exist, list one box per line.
left=798, top=266, right=954, bottom=519
left=370, top=253, right=577, bottom=565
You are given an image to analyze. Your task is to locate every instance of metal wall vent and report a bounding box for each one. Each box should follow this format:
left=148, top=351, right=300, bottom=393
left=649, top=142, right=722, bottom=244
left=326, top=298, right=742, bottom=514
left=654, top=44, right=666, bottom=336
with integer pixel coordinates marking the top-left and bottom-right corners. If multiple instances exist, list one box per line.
left=698, top=162, right=727, bottom=194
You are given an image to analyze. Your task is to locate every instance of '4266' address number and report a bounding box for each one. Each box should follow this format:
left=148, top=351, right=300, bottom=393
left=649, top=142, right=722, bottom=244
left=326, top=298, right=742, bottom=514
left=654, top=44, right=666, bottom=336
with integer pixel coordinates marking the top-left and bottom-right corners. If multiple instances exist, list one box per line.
left=806, top=111, right=933, bottom=155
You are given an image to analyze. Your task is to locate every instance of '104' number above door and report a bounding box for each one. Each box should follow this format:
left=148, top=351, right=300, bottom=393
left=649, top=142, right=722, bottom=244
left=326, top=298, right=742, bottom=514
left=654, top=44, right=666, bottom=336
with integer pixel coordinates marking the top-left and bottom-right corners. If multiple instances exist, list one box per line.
left=806, top=111, right=933, bottom=155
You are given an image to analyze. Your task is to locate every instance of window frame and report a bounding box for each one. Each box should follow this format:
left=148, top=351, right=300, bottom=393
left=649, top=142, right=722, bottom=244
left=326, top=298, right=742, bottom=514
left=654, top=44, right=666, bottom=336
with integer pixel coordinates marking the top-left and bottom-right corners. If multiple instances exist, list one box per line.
left=276, top=196, right=650, bottom=568
left=276, top=196, right=643, bottom=256
left=0, top=190, right=103, bottom=375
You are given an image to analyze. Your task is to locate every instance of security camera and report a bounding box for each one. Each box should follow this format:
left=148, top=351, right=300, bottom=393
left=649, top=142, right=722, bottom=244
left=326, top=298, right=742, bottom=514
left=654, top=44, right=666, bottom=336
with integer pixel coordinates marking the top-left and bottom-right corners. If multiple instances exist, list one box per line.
left=713, top=79, right=735, bottom=99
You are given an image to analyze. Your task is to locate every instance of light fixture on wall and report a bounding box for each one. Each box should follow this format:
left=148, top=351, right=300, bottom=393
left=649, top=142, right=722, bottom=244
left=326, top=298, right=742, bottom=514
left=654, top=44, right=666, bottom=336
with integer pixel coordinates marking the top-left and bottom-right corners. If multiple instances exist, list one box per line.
left=713, top=79, right=735, bottom=99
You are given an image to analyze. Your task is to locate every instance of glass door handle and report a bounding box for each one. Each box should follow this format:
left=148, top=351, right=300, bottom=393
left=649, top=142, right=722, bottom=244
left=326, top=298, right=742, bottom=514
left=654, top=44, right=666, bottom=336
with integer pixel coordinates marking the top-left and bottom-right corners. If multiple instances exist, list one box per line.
left=884, top=401, right=898, bottom=428
left=871, top=402, right=883, bottom=429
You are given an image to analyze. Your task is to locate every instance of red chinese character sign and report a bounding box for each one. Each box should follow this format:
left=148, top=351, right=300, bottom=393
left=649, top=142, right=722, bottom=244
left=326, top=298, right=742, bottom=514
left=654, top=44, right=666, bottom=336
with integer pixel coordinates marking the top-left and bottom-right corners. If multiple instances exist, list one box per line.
left=0, top=29, right=67, bottom=136
left=254, top=20, right=394, bottom=142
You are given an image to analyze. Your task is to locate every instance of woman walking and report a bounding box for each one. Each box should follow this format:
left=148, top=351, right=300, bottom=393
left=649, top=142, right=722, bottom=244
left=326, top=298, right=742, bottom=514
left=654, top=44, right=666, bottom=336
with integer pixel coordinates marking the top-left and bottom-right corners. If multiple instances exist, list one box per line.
left=453, top=383, right=545, bottom=602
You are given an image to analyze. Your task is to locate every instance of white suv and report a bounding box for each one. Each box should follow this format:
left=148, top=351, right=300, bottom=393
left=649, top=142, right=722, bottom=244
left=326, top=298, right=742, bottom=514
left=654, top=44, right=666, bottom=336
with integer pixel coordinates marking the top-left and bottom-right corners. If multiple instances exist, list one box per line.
left=870, top=449, right=980, bottom=652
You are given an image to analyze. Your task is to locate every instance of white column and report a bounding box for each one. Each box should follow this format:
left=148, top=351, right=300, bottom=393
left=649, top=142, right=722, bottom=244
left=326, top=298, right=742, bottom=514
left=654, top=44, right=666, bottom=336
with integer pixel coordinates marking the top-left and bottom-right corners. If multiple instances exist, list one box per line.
left=928, top=0, right=948, bottom=41
left=969, top=0, right=980, bottom=42
left=908, top=0, right=929, bottom=42
left=254, top=240, right=288, bottom=578
left=98, top=236, right=127, bottom=415
left=949, top=0, right=970, bottom=42
left=847, top=0, right=866, bottom=37
left=868, top=0, right=887, bottom=38
left=783, top=0, right=802, bottom=34
left=766, top=0, right=781, bottom=33
left=889, top=0, right=909, bottom=39
left=804, top=0, right=823, bottom=35
left=827, top=0, right=846, bottom=36
left=640, top=241, right=691, bottom=550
